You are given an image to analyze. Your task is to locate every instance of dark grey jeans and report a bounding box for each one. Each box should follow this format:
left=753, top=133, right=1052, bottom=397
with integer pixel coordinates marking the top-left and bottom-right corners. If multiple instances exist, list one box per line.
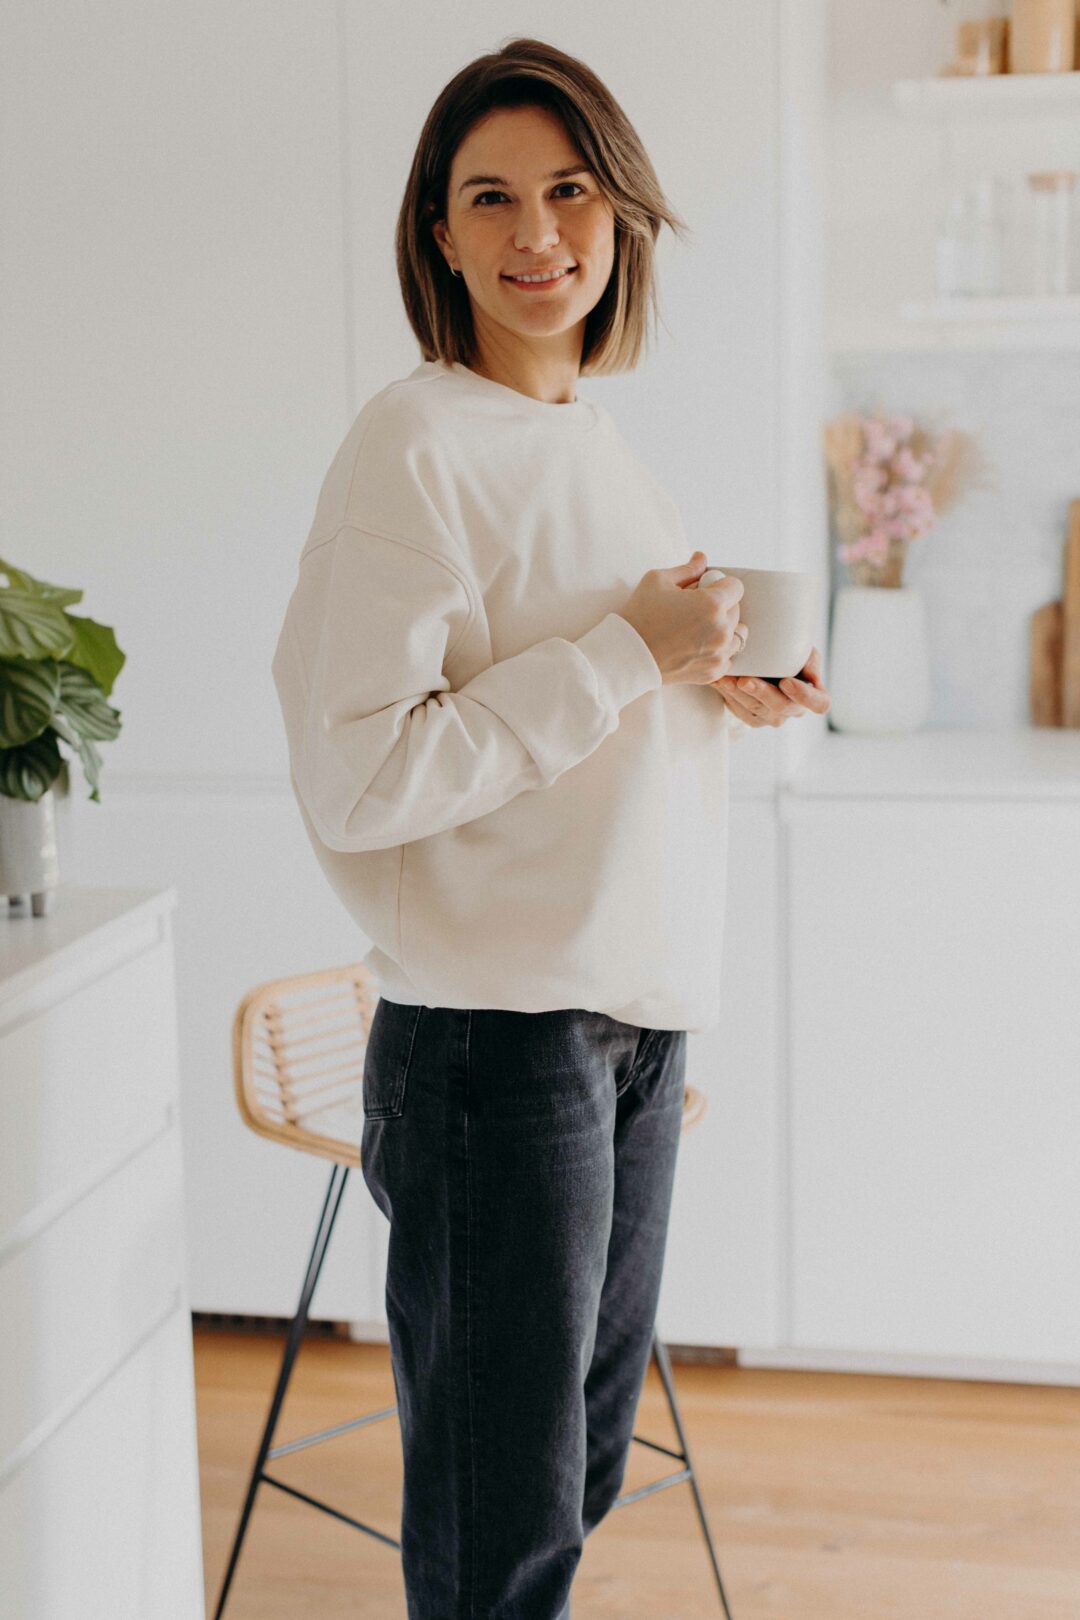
left=360, top=998, right=687, bottom=1620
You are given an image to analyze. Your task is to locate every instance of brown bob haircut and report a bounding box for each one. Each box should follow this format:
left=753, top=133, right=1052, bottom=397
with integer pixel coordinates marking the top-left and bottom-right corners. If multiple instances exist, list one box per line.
left=395, top=37, right=690, bottom=377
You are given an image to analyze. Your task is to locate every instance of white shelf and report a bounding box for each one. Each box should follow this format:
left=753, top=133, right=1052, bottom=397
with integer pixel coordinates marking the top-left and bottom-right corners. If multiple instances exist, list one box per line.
left=893, top=71, right=1080, bottom=118
left=829, top=315, right=1080, bottom=354
left=827, top=76, right=1080, bottom=351
left=902, top=294, right=1080, bottom=322
left=889, top=295, right=1080, bottom=346
left=829, top=299, right=1080, bottom=355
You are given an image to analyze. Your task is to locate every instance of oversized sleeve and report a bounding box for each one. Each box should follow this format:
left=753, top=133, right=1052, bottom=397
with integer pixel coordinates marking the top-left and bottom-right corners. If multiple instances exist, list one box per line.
left=271, top=523, right=662, bottom=854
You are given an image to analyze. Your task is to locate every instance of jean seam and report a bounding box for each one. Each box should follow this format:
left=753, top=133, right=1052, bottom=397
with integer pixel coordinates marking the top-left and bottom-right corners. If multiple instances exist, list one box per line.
left=399, top=1004, right=423, bottom=1113
left=615, top=1025, right=659, bottom=1098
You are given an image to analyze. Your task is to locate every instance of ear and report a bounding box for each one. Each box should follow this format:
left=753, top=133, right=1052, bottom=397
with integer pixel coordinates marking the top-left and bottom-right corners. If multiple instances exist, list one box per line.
left=432, top=218, right=452, bottom=265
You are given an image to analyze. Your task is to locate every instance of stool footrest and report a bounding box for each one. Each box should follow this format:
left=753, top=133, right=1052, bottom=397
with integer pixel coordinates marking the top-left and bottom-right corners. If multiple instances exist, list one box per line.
left=213, top=1153, right=734, bottom=1617
left=613, top=1467, right=693, bottom=1509
left=260, top=1471, right=402, bottom=1550
left=267, top=1404, right=398, bottom=1460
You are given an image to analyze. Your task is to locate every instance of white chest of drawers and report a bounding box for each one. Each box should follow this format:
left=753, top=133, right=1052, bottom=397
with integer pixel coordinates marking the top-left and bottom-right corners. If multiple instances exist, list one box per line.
left=0, top=885, right=205, bottom=1620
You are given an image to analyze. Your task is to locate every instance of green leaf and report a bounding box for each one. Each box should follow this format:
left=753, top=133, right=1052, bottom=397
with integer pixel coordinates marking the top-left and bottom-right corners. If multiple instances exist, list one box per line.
left=49, top=712, right=103, bottom=802
left=60, top=613, right=125, bottom=697
left=55, top=661, right=121, bottom=741
left=0, top=561, right=123, bottom=801
left=0, top=586, right=74, bottom=661
left=0, top=655, right=61, bottom=747
left=0, top=727, right=64, bottom=802
left=0, top=556, right=84, bottom=608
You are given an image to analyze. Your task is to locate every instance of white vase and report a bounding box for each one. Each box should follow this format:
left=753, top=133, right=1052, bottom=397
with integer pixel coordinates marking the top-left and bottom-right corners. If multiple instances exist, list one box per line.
left=827, top=585, right=932, bottom=735
left=0, top=789, right=60, bottom=915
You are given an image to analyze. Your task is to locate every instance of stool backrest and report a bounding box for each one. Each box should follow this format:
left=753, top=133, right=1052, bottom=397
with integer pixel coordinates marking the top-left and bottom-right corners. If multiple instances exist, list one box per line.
left=233, top=966, right=708, bottom=1163
left=232, top=963, right=378, bottom=1168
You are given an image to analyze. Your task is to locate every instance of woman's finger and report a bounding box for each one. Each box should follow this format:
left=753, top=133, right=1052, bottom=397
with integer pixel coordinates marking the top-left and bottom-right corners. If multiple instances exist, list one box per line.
left=728, top=681, right=804, bottom=726
left=779, top=673, right=831, bottom=711
left=716, top=645, right=831, bottom=719
left=735, top=678, right=789, bottom=713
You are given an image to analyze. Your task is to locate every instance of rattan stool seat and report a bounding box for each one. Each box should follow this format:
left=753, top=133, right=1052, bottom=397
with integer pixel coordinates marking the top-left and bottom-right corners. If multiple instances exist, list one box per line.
left=233, top=963, right=708, bottom=1172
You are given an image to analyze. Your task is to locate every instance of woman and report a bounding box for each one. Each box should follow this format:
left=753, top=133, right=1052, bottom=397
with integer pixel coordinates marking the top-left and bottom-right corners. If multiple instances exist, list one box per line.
left=272, top=36, right=830, bottom=1620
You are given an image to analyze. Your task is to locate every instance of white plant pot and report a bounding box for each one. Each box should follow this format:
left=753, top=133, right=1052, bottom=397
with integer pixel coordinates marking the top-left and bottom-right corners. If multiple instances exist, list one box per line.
left=0, top=788, right=60, bottom=915
left=827, top=584, right=932, bottom=735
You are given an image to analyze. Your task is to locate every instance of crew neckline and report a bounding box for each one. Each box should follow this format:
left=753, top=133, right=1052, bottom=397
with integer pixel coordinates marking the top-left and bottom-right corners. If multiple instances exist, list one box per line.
left=424, top=358, right=598, bottom=426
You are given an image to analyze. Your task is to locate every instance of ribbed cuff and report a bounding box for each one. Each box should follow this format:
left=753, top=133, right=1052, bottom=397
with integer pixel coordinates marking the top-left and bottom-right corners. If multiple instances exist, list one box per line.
left=575, top=611, right=663, bottom=713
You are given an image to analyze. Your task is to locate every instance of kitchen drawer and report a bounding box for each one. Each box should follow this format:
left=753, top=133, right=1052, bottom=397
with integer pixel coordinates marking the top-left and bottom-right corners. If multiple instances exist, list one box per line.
left=0, top=1299, right=205, bottom=1620
left=0, top=938, right=179, bottom=1246
left=0, top=1124, right=185, bottom=1471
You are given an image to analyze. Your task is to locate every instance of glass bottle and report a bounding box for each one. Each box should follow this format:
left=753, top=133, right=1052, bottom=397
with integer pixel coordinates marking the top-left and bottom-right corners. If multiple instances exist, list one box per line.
left=935, top=177, right=1008, bottom=296
left=1027, top=171, right=1077, bottom=295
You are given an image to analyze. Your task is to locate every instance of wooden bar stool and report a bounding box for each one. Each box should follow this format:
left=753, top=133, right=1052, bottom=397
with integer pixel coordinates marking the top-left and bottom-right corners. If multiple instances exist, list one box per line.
left=213, top=963, right=735, bottom=1619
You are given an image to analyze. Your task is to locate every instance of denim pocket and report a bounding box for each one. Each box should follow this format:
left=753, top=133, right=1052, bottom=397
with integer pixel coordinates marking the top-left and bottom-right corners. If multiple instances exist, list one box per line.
left=362, top=999, right=423, bottom=1119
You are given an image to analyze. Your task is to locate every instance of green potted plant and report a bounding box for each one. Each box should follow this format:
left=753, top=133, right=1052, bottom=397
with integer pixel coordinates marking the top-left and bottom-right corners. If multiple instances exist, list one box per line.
left=0, top=557, right=124, bottom=915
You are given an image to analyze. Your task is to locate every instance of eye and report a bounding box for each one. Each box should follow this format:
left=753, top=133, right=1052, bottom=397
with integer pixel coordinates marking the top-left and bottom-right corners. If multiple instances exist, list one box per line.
left=472, top=183, right=586, bottom=208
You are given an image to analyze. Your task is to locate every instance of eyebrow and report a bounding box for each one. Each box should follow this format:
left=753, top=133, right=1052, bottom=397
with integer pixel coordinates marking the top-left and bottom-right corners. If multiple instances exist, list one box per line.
left=457, top=164, right=592, bottom=196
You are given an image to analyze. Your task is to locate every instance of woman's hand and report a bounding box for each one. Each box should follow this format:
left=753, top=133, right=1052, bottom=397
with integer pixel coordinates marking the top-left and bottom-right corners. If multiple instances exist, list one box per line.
left=710, top=645, right=832, bottom=727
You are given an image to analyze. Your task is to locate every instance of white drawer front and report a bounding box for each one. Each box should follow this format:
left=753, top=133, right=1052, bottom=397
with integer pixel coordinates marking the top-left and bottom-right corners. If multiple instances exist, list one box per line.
left=0, top=1301, right=206, bottom=1620
left=0, top=938, right=179, bottom=1247
left=0, top=1125, right=185, bottom=1472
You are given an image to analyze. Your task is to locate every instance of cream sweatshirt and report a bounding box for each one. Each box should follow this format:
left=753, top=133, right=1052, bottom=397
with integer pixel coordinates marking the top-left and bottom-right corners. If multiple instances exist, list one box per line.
left=271, top=358, right=747, bottom=1034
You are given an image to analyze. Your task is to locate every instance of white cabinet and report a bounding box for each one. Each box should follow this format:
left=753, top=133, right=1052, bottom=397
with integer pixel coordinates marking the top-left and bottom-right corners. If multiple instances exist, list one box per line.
left=0, top=887, right=205, bottom=1620
left=740, top=731, right=1080, bottom=1382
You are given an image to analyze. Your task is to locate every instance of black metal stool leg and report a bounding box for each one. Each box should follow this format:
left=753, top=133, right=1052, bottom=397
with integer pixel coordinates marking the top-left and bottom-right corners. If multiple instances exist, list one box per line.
left=652, top=1327, right=736, bottom=1620
left=213, top=1161, right=350, bottom=1620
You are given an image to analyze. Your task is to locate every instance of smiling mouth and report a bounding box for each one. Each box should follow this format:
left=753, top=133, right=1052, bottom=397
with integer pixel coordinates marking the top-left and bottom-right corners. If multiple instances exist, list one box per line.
left=502, top=267, right=578, bottom=284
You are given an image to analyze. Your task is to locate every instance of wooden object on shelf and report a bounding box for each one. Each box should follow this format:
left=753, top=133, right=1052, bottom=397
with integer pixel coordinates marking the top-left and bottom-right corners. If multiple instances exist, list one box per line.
left=947, top=17, right=1009, bottom=75
left=1009, top=0, right=1076, bottom=72
left=1062, top=498, right=1080, bottom=724
left=1030, top=499, right=1080, bottom=726
left=1030, top=600, right=1063, bottom=724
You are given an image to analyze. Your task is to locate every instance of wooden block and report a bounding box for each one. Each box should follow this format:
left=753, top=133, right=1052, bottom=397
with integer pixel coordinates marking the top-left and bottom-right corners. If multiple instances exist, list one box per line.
left=1030, top=601, right=1063, bottom=727
left=1062, top=499, right=1080, bottom=728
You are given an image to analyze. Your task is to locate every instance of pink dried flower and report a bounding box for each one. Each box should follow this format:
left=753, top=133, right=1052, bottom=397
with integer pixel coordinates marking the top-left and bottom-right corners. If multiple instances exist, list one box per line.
left=822, top=407, right=986, bottom=586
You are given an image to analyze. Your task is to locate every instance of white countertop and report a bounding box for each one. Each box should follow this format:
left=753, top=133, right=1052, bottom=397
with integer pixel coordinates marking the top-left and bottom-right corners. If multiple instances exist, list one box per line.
left=786, top=727, right=1080, bottom=800
left=0, top=886, right=176, bottom=1008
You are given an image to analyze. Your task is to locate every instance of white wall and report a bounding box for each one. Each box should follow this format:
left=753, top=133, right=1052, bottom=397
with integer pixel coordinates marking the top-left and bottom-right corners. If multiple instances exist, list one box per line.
left=3, top=1, right=828, bottom=1323
left=2, top=0, right=379, bottom=1318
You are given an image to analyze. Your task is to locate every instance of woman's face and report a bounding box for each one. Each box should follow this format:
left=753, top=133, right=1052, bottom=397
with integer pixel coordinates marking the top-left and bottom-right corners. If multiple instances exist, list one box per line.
left=432, top=104, right=617, bottom=369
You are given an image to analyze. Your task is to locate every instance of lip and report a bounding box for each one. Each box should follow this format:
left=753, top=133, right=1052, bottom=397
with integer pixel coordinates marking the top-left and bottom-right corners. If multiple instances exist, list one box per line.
left=502, top=266, right=577, bottom=289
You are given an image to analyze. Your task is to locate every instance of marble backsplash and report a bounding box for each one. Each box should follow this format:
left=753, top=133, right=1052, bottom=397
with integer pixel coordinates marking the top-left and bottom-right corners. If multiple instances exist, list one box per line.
left=826, top=351, right=1080, bottom=731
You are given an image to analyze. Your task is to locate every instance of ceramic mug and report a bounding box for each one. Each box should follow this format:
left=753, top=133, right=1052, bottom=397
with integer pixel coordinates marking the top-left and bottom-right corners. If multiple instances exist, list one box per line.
left=694, top=566, right=822, bottom=681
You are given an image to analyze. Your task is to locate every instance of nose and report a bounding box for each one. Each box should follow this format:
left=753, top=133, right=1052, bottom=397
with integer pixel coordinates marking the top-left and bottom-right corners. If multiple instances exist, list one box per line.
left=513, top=199, right=563, bottom=254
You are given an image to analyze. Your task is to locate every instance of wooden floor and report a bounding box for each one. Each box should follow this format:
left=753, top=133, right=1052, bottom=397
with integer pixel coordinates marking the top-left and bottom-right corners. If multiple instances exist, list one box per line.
left=195, top=1328, right=1080, bottom=1619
